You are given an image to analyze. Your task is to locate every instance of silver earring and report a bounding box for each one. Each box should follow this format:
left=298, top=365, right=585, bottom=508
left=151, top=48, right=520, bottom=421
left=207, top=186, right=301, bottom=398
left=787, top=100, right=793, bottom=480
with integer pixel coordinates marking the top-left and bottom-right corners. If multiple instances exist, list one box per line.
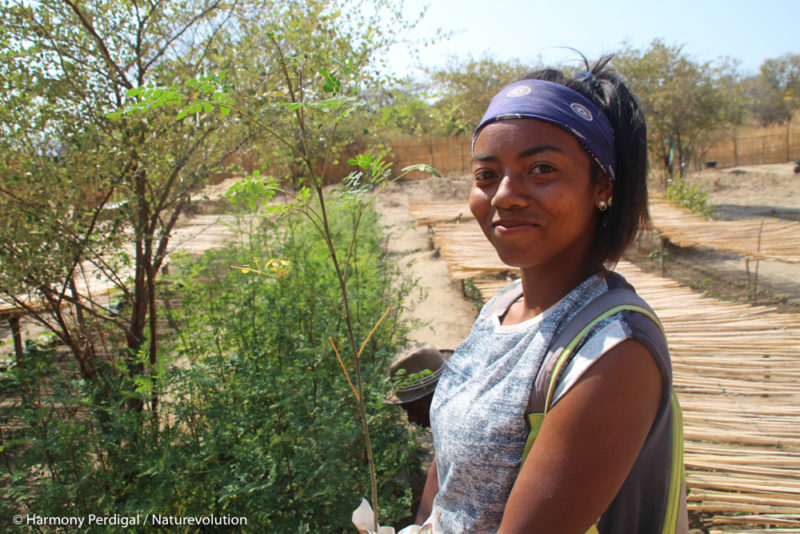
left=597, top=199, right=608, bottom=212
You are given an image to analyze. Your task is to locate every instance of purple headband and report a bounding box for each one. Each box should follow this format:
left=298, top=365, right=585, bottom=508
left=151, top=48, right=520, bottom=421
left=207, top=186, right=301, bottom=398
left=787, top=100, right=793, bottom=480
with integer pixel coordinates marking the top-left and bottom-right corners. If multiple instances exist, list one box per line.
left=474, top=79, right=616, bottom=181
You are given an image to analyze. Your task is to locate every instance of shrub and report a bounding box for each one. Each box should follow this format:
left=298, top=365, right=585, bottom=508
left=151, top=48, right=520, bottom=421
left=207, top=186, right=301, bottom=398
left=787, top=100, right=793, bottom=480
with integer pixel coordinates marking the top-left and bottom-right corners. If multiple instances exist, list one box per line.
left=156, top=198, right=423, bottom=530
left=1, top=199, right=423, bottom=532
left=665, top=178, right=714, bottom=217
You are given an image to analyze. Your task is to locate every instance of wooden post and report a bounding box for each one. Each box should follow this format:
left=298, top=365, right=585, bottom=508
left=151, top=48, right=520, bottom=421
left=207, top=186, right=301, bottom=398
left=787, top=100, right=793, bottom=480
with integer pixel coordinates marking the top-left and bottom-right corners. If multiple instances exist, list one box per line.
left=745, top=257, right=752, bottom=298
left=429, top=135, right=435, bottom=170
left=787, top=119, right=791, bottom=162
left=753, top=220, right=764, bottom=305
left=659, top=235, right=667, bottom=278
left=460, top=137, right=466, bottom=175
left=753, top=259, right=760, bottom=305
left=9, top=313, right=23, bottom=368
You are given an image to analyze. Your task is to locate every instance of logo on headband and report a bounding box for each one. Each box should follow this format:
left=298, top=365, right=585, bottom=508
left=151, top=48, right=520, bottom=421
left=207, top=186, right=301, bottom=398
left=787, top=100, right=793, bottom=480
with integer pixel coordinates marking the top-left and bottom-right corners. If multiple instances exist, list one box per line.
left=507, top=86, right=532, bottom=97
left=570, top=103, right=593, bottom=121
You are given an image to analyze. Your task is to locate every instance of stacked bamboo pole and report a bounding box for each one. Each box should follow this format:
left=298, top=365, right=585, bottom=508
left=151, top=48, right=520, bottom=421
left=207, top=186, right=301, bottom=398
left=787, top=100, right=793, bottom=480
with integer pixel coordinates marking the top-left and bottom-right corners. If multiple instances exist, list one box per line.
left=649, top=197, right=800, bottom=264
left=409, top=200, right=473, bottom=227
left=410, top=197, right=800, bottom=264
left=409, top=203, right=800, bottom=530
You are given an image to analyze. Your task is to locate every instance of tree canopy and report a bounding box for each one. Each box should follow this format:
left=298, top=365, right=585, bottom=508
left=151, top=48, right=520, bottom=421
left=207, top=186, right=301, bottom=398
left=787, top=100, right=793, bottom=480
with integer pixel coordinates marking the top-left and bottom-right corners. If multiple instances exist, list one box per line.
left=612, top=39, right=745, bottom=180
left=745, top=53, right=800, bottom=126
left=1, top=0, right=242, bottom=385
left=427, top=56, right=532, bottom=135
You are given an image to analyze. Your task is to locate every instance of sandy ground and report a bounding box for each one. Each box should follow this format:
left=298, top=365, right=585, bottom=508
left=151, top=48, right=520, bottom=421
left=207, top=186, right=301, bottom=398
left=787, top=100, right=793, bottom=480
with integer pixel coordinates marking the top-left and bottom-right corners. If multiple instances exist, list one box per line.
left=377, top=176, right=477, bottom=350
left=688, top=162, right=800, bottom=221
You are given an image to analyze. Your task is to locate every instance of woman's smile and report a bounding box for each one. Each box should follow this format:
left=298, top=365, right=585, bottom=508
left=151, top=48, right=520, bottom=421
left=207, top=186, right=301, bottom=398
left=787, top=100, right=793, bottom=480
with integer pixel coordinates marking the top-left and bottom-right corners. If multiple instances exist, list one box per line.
left=492, top=218, right=539, bottom=234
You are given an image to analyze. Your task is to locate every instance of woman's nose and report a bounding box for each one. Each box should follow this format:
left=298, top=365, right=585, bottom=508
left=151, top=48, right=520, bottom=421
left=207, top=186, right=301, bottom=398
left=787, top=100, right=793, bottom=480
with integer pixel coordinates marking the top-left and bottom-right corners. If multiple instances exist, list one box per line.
left=491, top=173, right=530, bottom=210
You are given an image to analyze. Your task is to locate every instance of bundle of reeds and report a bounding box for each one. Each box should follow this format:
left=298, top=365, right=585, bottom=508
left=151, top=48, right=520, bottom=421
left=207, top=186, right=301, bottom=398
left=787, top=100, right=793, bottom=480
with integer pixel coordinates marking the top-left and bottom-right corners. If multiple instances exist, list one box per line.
left=650, top=198, right=800, bottom=264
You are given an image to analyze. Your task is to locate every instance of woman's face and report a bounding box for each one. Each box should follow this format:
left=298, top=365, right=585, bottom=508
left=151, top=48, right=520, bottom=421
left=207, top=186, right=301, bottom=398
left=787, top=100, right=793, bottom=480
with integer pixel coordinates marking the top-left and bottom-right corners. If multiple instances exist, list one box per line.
left=469, top=119, right=611, bottom=273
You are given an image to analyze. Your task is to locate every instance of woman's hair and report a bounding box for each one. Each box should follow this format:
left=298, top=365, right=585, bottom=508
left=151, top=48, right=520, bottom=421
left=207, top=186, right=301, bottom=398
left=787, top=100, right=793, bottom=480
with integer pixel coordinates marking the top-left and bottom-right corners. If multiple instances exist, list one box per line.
left=522, top=55, right=649, bottom=267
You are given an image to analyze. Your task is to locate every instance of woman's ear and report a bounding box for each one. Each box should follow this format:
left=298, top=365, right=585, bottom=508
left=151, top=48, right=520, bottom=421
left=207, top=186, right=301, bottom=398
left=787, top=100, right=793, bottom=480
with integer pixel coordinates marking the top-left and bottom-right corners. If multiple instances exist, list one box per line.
left=594, top=171, right=613, bottom=205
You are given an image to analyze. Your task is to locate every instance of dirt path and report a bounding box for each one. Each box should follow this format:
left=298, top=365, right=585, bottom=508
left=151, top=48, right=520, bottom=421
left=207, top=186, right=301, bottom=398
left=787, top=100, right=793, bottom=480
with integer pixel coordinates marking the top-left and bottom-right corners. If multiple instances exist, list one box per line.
left=378, top=176, right=477, bottom=350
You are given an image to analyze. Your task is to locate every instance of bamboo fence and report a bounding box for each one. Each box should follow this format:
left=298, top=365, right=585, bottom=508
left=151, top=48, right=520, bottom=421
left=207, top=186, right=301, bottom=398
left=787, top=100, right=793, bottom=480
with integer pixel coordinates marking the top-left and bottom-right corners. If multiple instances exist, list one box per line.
left=218, top=123, right=798, bottom=186
left=382, top=123, right=800, bottom=180
left=389, top=135, right=473, bottom=178
left=704, top=123, right=800, bottom=168
left=407, top=205, right=800, bottom=530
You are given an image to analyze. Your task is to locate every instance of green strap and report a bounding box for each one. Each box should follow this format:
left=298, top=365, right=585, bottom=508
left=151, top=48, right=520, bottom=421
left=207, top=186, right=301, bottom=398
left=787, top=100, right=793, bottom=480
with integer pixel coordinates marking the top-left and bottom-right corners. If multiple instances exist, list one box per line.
left=661, top=392, right=685, bottom=534
left=522, top=304, right=663, bottom=463
left=521, top=413, right=545, bottom=463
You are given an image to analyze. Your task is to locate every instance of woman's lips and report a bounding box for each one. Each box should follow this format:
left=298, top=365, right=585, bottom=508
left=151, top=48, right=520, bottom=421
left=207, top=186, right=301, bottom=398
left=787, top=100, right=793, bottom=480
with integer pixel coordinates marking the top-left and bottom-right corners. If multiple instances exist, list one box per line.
left=492, top=219, right=538, bottom=234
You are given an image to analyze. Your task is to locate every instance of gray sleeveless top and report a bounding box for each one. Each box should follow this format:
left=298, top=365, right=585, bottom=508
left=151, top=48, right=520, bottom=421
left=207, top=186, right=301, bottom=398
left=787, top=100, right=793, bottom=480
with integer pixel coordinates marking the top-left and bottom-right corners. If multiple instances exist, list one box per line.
left=429, top=272, right=674, bottom=533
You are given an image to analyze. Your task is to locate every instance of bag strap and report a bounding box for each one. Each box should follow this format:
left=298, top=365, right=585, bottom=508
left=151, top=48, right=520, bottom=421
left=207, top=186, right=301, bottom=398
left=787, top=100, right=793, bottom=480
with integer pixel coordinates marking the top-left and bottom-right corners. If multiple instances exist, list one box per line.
left=528, top=287, right=664, bottom=415
left=488, top=280, right=523, bottom=319
left=488, top=279, right=665, bottom=413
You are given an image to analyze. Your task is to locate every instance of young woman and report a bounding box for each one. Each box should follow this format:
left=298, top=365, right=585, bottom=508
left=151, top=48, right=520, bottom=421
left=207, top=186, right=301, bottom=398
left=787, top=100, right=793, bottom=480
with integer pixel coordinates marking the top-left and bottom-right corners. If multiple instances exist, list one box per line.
left=415, top=57, right=687, bottom=533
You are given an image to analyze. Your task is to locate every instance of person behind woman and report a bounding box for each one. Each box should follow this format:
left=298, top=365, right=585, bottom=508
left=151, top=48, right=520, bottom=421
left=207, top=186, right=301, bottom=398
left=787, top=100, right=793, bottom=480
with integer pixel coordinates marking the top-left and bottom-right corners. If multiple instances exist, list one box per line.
left=415, top=56, right=687, bottom=533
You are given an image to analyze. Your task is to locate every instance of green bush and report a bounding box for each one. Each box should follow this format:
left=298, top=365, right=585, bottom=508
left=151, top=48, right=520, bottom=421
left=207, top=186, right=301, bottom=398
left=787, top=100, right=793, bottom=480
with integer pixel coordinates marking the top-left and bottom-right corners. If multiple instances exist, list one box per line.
left=665, top=178, right=714, bottom=217
left=1, top=200, right=423, bottom=532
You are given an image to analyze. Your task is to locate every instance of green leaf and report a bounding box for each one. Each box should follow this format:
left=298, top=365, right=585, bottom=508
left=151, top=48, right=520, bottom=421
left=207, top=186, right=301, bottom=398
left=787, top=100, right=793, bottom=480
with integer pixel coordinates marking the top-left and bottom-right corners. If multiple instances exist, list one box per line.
left=348, top=154, right=372, bottom=171
left=401, top=164, right=441, bottom=177
left=320, top=68, right=341, bottom=94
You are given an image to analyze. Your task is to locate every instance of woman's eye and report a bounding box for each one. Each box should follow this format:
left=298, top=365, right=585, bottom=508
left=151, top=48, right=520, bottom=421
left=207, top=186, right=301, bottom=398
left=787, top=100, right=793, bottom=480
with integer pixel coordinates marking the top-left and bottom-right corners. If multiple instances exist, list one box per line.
left=530, top=163, right=556, bottom=174
left=474, top=170, right=496, bottom=182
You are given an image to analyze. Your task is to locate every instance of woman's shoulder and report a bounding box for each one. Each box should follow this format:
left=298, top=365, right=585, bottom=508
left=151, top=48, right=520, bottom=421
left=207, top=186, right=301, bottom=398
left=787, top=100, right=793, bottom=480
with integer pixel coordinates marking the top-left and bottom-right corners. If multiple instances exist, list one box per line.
left=549, top=270, right=671, bottom=405
left=599, top=271, right=668, bottom=362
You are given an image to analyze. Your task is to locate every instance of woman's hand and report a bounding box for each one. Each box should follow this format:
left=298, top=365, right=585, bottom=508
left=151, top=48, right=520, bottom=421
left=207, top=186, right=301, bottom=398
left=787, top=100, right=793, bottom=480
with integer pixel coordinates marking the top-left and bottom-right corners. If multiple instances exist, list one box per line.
left=498, top=339, right=663, bottom=534
left=415, top=456, right=439, bottom=525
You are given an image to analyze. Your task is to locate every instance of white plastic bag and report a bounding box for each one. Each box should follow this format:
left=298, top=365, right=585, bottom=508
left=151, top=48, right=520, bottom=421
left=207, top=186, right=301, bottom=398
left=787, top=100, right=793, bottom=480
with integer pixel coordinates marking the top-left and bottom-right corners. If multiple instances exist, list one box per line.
left=396, top=509, right=442, bottom=534
left=351, top=498, right=396, bottom=534
left=352, top=498, right=442, bottom=534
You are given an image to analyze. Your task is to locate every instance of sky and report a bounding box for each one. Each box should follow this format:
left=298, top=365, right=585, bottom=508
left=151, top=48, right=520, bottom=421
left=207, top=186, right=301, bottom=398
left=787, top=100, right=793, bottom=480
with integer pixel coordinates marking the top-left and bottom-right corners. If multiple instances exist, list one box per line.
left=382, top=0, right=798, bottom=78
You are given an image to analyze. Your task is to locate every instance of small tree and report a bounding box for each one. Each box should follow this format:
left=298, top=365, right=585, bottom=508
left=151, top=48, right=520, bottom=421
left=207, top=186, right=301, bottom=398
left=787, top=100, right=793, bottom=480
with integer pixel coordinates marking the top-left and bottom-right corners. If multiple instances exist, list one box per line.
left=0, top=0, right=243, bottom=418
left=746, top=53, right=800, bottom=126
left=614, top=40, right=744, bottom=183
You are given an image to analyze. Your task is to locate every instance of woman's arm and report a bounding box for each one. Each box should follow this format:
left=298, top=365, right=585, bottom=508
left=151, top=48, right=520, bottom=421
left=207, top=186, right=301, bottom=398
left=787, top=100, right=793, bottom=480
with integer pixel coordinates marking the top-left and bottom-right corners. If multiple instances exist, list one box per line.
left=415, top=456, right=438, bottom=524
left=498, top=339, right=663, bottom=534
